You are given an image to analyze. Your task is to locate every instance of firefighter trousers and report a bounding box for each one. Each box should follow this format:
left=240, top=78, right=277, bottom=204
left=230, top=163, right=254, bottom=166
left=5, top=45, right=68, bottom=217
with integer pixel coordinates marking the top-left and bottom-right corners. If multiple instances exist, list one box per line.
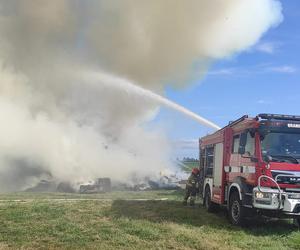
left=183, top=186, right=197, bottom=205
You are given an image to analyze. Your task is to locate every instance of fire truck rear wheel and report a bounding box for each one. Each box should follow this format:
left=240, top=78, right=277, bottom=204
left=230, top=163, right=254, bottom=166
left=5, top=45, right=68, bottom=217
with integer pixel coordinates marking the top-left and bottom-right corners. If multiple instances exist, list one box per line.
left=204, top=186, right=217, bottom=212
left=229, top=191, right=246, bottom=226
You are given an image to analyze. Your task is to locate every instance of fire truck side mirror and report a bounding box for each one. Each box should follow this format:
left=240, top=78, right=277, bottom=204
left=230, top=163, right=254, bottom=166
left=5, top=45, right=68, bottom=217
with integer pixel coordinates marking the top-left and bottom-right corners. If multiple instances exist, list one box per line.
left=264, top=155, right=272, bottom=163
left=238, top=132, right=247, bottom=155
left=250, top=156, right=259, bottom=163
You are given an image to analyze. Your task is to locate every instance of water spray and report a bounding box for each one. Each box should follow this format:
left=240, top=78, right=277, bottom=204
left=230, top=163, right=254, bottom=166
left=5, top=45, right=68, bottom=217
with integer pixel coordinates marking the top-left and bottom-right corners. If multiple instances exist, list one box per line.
left=86, top=71, right=221, bottom=130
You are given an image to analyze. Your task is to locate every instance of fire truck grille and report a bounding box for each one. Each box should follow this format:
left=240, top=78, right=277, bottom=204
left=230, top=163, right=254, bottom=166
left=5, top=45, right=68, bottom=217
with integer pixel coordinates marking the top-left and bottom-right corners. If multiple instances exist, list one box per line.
left=271, top=171, right=300, bottom=185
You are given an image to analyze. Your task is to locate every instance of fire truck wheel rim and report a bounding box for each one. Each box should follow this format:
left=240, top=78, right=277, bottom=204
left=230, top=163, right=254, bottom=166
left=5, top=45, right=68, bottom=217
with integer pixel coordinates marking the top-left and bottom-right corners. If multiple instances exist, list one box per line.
left=232, top=200, right=240, bottom=222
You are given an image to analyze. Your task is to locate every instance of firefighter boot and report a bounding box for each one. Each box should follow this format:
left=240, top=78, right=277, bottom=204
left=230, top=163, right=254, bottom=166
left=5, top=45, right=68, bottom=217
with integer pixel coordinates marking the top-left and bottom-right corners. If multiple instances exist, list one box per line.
left=189, top=196, right=196, bottom=206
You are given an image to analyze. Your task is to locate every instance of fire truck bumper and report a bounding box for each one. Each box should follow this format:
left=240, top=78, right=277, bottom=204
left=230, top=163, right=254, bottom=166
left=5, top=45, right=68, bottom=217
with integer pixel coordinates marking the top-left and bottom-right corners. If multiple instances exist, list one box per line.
left=252, top=187, right=300, bottom=216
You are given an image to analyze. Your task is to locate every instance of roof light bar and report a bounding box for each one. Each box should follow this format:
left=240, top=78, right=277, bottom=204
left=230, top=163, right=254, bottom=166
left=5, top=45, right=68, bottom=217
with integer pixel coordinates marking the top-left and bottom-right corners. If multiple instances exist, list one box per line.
left=258, top=113, right=300, bottom=121
left=228, top=115, right=249, bottom=127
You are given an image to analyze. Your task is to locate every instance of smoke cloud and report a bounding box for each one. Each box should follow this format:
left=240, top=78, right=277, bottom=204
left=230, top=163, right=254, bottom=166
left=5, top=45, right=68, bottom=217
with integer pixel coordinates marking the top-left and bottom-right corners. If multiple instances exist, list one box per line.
left=0, top=0, right=282, bottom=191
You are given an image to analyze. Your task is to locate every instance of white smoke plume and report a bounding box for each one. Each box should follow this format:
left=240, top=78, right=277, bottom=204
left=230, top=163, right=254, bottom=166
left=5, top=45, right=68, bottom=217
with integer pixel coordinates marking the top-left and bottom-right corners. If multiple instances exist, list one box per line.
left=0, top=0, right=282, bottom=191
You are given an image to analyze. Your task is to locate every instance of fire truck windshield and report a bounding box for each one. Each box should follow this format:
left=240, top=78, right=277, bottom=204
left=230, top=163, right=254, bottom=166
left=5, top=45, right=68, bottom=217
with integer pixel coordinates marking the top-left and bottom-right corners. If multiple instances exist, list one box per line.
left=261, top=132, right=300, bottom=163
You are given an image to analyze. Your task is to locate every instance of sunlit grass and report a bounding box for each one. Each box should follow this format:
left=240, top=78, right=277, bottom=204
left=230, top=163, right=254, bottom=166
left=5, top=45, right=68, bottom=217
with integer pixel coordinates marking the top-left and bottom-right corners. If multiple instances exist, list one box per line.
left=0, top=190, right=299, bottom=249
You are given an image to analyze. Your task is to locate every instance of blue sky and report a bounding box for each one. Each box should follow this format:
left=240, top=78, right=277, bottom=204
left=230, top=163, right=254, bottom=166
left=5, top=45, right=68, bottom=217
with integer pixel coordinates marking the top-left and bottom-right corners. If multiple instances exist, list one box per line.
left=154, top=0, right=300, bottom=159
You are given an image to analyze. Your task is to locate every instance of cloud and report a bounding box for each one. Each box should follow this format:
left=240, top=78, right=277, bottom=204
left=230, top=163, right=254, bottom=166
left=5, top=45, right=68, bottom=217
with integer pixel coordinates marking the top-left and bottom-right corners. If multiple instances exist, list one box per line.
left=172, top=139, right=198, bottom=150
left=208, top=68, right=236, bottom=75
left=255, top=41, right=278, bottom=54
left=256, top=99, right=273, bottom=105
left=266, top=65, right=297, bottom=73
left=208, top=64, right=297, bottom=78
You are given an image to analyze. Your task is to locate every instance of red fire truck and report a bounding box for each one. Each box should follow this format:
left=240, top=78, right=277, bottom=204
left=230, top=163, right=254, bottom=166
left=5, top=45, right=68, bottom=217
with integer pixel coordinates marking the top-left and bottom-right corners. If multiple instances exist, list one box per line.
left=199, top=114, right=300, bottom=226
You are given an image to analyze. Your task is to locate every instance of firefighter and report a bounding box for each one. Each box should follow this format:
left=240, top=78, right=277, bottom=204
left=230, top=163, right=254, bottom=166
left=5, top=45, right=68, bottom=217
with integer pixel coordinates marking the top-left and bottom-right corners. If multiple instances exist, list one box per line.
left=183, top=168, right=200, bottom=206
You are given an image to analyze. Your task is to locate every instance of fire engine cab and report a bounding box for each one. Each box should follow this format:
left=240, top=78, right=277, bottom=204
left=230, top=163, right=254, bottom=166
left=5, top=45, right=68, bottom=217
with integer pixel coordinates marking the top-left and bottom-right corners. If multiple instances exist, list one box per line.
left=199, top=114, right=300, bottom=226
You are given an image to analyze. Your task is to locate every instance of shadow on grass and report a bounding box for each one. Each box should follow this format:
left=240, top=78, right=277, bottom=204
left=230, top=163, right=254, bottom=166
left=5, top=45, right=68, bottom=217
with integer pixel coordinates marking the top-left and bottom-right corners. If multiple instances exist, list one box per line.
left=110, top=199, right=296, bottom=237
left=155, top=189, right=185, bottom=197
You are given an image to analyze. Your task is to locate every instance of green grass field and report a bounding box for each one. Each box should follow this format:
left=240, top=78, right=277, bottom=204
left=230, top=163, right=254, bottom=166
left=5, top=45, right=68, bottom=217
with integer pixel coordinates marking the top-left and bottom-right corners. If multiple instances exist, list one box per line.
left=0, top=190, right=299, bottom=249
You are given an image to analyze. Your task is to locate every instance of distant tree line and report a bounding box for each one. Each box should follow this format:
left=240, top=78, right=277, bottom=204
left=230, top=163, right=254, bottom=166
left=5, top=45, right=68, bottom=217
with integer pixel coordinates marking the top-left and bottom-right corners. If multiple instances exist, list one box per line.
left=182, top=157, right=199, bottom=162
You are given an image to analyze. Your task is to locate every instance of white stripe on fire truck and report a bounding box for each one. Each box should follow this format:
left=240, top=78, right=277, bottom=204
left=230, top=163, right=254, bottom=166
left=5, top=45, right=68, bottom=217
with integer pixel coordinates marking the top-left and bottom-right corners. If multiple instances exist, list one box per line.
left=224, top=166, right=255, bottom=174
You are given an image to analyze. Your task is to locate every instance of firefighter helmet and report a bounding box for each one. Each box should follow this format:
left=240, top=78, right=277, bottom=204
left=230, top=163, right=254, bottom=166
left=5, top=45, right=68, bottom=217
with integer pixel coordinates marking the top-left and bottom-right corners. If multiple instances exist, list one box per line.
left=192, top=168, right=200, bottom=175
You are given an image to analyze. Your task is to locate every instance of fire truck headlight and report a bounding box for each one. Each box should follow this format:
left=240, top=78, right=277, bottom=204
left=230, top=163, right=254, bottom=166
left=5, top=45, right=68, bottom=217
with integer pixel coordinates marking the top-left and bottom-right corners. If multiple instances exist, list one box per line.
left=255, top=192, right=264, bottom=199
left=255, top=191, right=271, bottom=199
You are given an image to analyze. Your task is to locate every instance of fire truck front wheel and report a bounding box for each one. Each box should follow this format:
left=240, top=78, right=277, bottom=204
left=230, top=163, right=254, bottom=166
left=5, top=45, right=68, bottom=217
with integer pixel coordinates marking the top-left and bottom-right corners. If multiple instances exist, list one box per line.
left=229, top=191, right=246, bottom=226
left=293, top=218, right=300, bottom=228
